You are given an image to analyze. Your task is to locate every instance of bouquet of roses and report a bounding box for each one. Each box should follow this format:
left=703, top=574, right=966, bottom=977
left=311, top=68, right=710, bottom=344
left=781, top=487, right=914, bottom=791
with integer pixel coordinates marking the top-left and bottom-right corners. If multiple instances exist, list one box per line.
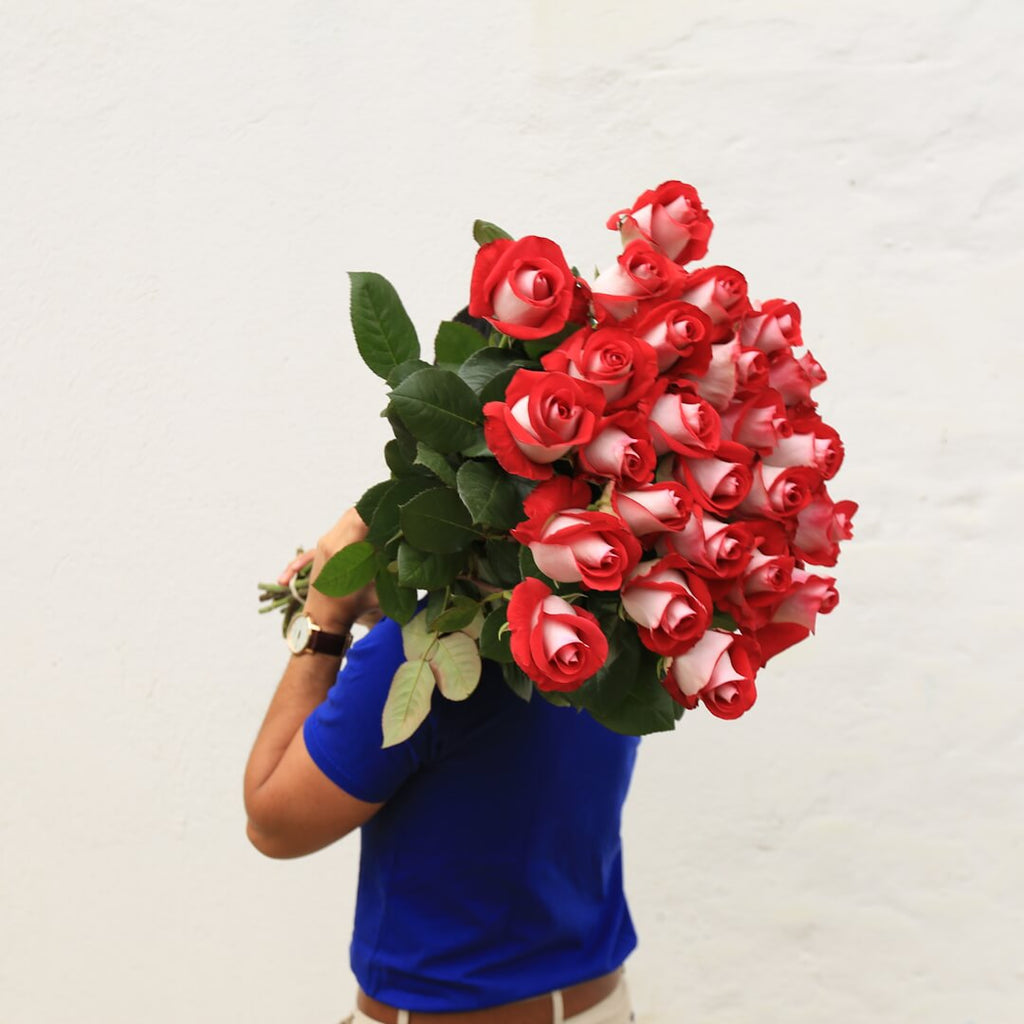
left=264, top=180, right=856, bottom=746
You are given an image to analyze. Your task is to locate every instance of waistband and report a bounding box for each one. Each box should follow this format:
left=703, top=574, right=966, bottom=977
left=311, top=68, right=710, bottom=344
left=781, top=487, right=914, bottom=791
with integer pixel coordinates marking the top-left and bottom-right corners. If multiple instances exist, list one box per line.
left=356, top=968, right=624, bottom=1024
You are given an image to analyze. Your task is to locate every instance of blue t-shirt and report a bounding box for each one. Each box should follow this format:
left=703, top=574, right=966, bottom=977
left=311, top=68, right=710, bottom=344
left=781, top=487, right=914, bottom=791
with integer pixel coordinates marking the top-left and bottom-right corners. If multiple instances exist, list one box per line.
left=303, top=616, right=639, bottom=1012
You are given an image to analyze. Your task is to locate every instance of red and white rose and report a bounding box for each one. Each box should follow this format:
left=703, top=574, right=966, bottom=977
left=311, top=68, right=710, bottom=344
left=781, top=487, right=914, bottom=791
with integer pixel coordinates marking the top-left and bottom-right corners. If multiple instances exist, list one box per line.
left=590, top=241, right=684, bottom=321
left=738, top=299, right=803, bottom=355
left=673, top=442, right=753, bottom=517
left=507, top=578, right=609, bottom=691
left=607, top=180, right=713, bottom=265
left=677, top=266, right=752, bottom=340
left=621, top=555, right=714, bottom=656
left=611, top=482, right=693, bottom=538
left=661, top=630, right=760, bottom=720
left=483, top=369, right=604, bottom=480
left=790, top=489, right=858, bottom=566
left=578, top=411, right=657, bottom=487
left=628, top=300, right=713, bottom=377
left=511, top=476, right=642, bottom=590
left=541, top=326, right=659, bottom=412
left=469, top=235, right=577, bottom=340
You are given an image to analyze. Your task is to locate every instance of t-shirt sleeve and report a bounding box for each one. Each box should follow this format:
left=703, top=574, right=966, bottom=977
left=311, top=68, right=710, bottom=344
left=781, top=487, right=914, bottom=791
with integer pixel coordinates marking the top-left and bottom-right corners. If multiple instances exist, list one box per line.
left=303, top=616, right=434, bottom=804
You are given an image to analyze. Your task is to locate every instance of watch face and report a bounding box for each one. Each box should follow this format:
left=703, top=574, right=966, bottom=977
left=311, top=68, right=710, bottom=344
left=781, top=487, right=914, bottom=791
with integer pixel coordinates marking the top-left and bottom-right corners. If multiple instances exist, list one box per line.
left=287, top=615, right=311, bottom=654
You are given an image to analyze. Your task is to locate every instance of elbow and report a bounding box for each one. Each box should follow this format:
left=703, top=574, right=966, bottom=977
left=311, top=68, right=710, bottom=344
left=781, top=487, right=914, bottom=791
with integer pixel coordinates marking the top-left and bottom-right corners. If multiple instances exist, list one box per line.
left=244, top=788, right=297, bottom=859
left=245, top=817, right=304, bottom=860
left=245, top=820, right=285, bottom=859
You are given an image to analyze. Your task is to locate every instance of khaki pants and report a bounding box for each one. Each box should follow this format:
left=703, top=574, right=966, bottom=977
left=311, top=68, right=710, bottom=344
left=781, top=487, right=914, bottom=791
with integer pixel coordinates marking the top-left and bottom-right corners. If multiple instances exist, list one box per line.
left=344, top=973, right=634, bottom=1024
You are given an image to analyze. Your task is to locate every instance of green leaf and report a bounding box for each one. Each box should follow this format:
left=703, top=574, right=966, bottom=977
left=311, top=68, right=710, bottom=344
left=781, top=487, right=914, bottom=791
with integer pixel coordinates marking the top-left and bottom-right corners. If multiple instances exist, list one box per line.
left=711, top=611, right=739, bottom=632
left=366, top=477, right=434, bottom=546
left=434, top=321, right=487, bottom=365
left=396, top=543, right=464, bottom=590
left=414, top=443, right=458, bottom=488
left=385, top=438, right=415, bottom=477
left=583, top=671, right=677, bottom=735
left=425, top=588, right=448, bottom=630
left=388, top=368, right=482, bottom=454
left=461, top=435, right=492, bottom=458
left=312, top=541, right=377, bottom=598
left=400, top=609, right=433, bottom=660
left=399, top=486, right=481, bottom=554
left=430, top=632, right=482, bottom=701
left=356, top=479, right=394, bottom=526
left=477, top=538, right=521, bottom=588
left=387, top=358, right=432, bottom=388
left=430, top=595, right=480, bottom=633
left=461, top=607, right=486, bottom=640
left=348, top=271, right=420, bottom=379
left=501, top=661, right=534, bottom=702
left=381, top=658, right=436, bottom=747
left=472, top=219, right=513, bottom=246
left=457, top=460, right=525, bottom=530
left=575, top=622, right=677, bottom=735
left=374, top=568, right=417, bottom=625
left=522, top=322, right=579, bottom=360
left=387, top=410, right=419, bottom=463
left=478, top=366, right=522, bottom=406
left=479, top=604, right=513, bottom=663
left=457, top=348, right=521, bottom=395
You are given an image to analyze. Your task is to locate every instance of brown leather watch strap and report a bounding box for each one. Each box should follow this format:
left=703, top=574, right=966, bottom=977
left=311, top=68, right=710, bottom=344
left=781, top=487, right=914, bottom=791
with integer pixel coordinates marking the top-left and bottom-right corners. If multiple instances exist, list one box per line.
left=307, top=626, right=352, bottom=657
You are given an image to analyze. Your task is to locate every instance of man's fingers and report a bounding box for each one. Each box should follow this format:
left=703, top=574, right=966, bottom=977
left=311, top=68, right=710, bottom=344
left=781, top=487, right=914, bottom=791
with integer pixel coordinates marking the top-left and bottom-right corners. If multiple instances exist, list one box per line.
left=278, top=549, right=316, bottom=586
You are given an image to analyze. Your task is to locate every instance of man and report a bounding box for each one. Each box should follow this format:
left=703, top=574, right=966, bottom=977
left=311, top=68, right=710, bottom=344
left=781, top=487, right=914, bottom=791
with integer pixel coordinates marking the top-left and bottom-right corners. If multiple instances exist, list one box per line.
left=245, top=509, right=639, bottom=1023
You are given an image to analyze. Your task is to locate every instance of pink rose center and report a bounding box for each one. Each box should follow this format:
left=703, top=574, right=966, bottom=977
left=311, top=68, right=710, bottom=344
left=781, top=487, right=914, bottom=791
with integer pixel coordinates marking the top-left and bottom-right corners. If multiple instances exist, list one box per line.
left=598, top=347, right=628, bottom=372
left=664, top=194, right=696, bottom=224
left=514, top=266, right=554, bottom=303
left=714, top=470, right=744, bottom=499
left=669, top=317, right=699, bottom=346
left=541, top=396, right=580, bottom=440
left=713, top=277, right=742, bottom=308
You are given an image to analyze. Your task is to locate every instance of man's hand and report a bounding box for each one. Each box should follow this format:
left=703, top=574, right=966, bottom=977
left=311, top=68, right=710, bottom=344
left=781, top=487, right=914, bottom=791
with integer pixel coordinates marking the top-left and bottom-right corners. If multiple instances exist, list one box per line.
left=279, top=508, right=382, bottom=634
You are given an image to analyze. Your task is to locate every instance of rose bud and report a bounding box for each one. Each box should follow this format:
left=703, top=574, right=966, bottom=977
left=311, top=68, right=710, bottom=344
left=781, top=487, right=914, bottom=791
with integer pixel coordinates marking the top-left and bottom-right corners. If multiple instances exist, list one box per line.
left=511, top=477, right=642, bottom=590
left=660, top=506, right=757, bottom=580
left=673, top=442, right=753, bottom=517
left=469, top=235, right=577, bottom=340
left=734, top=346, right=770, bottom=397
left=647, top=385, right=721, bottom=458
left=661, top=630, right=760, bottom=720
left=790, top=489, right=857, bottom=567
left=767, top=347, right=827, bottom=408
left=749, top=570, right=840, bottom=663
left=708, top=545, right=796, bottom=631
left=507, top=577, right=608, bottom=692
left=611, top=482, right=693, bottom=538
left=677, top=266, right=752, bottom=341
left=621, top=555, right=714, bottom=657
left=684, top=337, right=740, bottom=411
left=578, top=411, right=657, bottom=487
left=763, top=419, right=844, bottom=480
left=589, top=240, right=684, bottom=321
left=737, top=299, right=803, bottom=355
left=607, top=180, right=713, bottom=265
left=720, top=389, right=792, bottom=455
left=738, top=463, right=821, bottom=521
left=483, top=369, right=605, bottom=480
left=541, top=326, right=659, bottom=412
left=628, top=300, right=713, bottom=376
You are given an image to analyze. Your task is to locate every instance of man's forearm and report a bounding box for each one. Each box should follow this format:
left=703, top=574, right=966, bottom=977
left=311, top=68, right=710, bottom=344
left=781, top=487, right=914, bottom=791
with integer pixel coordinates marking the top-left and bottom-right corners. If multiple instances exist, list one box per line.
left=243, top=646, right=345, bottom=808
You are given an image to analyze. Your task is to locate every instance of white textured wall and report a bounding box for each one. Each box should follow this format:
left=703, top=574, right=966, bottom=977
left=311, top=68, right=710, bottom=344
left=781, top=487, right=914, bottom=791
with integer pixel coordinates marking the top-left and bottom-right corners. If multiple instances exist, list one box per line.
left=3, top=2, right=1021, bottom=1021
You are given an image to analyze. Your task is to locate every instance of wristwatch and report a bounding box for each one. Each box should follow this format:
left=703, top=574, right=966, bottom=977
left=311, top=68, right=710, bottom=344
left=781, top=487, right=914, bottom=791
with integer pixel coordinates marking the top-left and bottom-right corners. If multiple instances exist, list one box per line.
left=286, top=613, right=352, bottom=657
